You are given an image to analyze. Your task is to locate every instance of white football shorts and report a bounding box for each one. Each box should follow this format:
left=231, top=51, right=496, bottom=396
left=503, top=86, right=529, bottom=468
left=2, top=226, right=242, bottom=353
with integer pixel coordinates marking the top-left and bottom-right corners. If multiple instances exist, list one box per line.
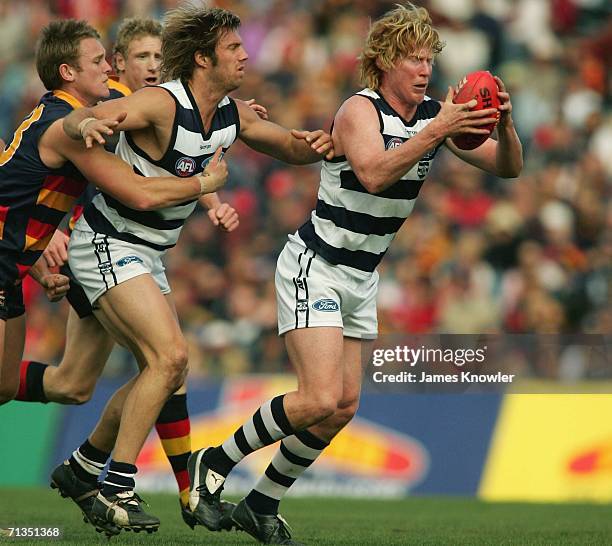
left=275, top=233, right=378, bottom=339
left=67, top=217, right=171, bottom=305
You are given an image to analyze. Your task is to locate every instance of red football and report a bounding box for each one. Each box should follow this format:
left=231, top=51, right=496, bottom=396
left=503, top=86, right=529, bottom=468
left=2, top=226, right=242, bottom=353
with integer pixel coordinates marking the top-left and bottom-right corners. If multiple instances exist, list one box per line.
left=451, top=70, right=500, bottom=150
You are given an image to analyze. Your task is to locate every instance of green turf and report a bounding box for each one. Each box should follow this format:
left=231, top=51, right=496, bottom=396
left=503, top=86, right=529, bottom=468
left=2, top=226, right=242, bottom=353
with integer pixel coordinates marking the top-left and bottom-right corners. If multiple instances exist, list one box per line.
left=0, top=488, right=611, bottom=545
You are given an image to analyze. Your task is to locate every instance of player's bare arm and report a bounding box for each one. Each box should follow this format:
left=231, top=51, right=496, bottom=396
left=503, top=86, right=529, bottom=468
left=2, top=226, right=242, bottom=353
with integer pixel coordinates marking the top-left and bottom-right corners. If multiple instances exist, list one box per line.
left=335, top=94, right=491, bottom=194
left=40, top=121, right=226, bottom=209
left=63, top=86, right=175, bottom=150
left=445, top=77, right=523, bottom=178
left=236, top=99, right=333, bottom=164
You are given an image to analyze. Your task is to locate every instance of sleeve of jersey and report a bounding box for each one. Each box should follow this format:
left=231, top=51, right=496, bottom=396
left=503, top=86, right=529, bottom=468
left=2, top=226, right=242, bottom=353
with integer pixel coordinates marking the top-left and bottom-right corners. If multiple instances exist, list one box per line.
left=29, top=100, right=72, bottom=148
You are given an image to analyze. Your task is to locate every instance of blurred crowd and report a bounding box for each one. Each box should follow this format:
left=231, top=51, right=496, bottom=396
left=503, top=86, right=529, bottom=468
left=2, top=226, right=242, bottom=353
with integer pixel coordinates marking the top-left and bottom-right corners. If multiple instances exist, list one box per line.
left=2, top=0, right=610, bottom=379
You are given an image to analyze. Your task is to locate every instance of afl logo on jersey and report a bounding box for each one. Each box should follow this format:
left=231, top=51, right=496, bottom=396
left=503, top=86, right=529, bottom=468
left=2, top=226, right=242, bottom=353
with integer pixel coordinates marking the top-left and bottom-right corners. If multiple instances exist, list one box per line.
left=175, top=157, right=196, bottom=177
left=385, top=137, right=404, bottom=150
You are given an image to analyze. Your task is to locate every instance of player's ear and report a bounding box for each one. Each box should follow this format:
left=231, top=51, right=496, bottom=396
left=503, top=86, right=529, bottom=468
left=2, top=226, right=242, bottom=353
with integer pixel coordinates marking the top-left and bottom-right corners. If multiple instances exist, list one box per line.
left=114, top=52, right=126, bottom=73
left=375, top=57, right=388, bottom=73
left=58, top=63, right=76, bottom=83
left=194, top=51, right=210, bottom=69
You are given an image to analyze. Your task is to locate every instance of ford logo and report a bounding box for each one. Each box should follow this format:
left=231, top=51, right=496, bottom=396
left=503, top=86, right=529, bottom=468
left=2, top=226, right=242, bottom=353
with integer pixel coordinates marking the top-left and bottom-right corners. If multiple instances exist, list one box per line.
left=117, top=255, right=143, bottom=267
left=312, top=298, right=339, bottom=312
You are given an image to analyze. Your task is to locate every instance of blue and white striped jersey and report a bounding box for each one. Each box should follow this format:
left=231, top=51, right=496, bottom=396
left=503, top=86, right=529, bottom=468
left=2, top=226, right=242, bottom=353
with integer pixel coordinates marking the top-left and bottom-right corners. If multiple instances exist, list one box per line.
left=83, top=79, right=240, bottom=250
left=298, top=88, right=442, bottom=273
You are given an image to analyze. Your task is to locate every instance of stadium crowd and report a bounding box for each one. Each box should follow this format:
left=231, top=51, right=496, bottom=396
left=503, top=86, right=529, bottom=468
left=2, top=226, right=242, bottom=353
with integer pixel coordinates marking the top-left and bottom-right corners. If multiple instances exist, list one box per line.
left=1, top=0, right=609, bottom=378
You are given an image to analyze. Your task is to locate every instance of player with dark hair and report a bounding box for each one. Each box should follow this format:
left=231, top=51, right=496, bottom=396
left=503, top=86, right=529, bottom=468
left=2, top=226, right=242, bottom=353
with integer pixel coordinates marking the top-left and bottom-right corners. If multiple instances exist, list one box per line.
left=6, top=18, right=227, bottom=533
left=0, top=18, right=222, bottom=404
left=61, top=4, right=332, bottom=535
left=187, top=3, right=522, bottom=544
left=15, top=18, right=167, bottom=409
left=17, top=16, right=266, bottom=535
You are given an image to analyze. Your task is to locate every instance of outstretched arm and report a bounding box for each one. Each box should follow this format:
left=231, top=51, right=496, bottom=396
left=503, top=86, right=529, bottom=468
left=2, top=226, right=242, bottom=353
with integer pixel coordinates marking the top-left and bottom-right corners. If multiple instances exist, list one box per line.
left=63, top=86, right=174, bottom=148
left=40, top=121, right=227, bottom=210
left=236, top=99, right=333, bottom=164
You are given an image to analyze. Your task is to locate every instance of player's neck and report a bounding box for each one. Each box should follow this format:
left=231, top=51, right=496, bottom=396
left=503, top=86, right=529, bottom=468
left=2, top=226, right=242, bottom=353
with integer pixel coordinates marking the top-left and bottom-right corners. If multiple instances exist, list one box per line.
left=186, top=73, right=227, bottom=130
left=378, top=84, right=418, bottom=122
left=56, top=84, right=96, bottom=108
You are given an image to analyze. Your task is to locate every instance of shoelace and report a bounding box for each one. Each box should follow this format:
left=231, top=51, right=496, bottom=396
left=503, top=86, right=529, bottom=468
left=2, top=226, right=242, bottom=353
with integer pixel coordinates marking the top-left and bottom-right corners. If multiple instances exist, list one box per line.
left=115, top=491, right=148, bottom=511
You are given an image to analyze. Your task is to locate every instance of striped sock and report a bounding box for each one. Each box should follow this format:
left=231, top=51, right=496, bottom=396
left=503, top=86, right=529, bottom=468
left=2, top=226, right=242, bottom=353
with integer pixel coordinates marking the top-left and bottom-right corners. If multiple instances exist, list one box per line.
left=101, top=461, right=137, bottom=497
left=204, top=395, right=295, bottom=477
left=68, top=439, right=109, bottom=485
left=15, top=361, right=48, bottom=403
left=155, top=394, right=191, bottom=507
left=245, top=429, right=328, bottom=515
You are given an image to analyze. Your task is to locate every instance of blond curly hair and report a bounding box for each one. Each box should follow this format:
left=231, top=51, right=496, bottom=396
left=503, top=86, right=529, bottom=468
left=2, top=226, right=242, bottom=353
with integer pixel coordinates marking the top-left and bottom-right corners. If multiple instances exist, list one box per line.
left=359, top=3, right=445, bottom=90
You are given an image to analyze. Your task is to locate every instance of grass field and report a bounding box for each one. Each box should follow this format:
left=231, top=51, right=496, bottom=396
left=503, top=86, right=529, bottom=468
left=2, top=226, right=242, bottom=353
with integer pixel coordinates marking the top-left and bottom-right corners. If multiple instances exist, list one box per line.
left=1, top=488, right=611, bottom=545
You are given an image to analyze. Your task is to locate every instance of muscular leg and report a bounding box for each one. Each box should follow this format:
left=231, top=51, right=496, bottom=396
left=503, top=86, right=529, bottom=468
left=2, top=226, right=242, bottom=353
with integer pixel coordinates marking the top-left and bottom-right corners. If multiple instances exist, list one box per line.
left=43, top=309, right=115, bottom=404
left=283, top=327, right=346, bottom=427
left=201, top=326, right=344, bottom=478
left=245, top=337, right=367, bottom=517
left=59, top=298, right=192, bottom=527
left=93, top=274, right=188, bottom=466
left=83, top=294, right=191, bottom=503
left=308, top=337, right=367, bottom=441
left=0, top=315, right=26, bottom=403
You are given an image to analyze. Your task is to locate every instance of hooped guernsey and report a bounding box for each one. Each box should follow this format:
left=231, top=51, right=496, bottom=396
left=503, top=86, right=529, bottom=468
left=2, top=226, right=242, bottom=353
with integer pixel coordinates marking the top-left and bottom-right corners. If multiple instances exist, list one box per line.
left=0, top=90, right=89, bottom=282
left=297, top=88, right=443, bottom=274
left=80, top=79, right=240, bottom=251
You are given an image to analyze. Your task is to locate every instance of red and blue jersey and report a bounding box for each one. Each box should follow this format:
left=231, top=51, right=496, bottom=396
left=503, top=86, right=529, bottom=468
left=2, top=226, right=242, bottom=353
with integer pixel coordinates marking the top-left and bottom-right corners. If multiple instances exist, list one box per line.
left=0, top=90, right=88, bottom=280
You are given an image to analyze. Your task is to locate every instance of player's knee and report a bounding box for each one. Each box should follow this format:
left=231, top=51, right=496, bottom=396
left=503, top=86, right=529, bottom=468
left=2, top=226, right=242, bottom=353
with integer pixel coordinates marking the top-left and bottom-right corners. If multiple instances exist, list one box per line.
left=48, top=374, right=96, bottom=404
left=335, top=396, right=360, bottom=426
left=157, top=344, right=189, bottom=392
left=308, top=393, right=338, bottom=422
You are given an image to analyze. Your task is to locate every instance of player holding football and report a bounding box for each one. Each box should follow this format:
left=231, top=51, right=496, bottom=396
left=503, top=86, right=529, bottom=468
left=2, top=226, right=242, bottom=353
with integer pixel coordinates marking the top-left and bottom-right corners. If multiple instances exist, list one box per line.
left=60, top=5, right=332, bottom=535
left=0, top=19, right=222, bottom=403
left=187, top=3, right=522, bottom=544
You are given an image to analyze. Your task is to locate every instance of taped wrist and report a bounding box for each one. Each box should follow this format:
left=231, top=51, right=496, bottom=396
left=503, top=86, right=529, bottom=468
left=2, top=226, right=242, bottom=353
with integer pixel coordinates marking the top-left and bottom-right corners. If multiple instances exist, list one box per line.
left=77, top=117, right=98, bottom=137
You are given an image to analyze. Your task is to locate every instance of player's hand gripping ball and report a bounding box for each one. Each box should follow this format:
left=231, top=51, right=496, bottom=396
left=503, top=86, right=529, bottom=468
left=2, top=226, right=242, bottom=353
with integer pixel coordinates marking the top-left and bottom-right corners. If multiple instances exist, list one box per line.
left=452, top=70, right=500, bottom=150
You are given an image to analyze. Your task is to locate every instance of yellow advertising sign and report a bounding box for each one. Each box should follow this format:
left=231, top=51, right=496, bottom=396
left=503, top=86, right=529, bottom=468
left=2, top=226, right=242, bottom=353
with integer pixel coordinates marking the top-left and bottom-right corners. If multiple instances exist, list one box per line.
left=138, top=376, right=428, bottom=489
left=480, top=383, right=612, bottom=502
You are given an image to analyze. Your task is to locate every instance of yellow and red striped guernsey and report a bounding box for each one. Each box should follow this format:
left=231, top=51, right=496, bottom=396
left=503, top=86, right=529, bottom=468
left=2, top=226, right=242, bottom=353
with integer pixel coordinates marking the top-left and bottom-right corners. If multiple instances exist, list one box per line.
left=0, top=90, right=89, bottom=280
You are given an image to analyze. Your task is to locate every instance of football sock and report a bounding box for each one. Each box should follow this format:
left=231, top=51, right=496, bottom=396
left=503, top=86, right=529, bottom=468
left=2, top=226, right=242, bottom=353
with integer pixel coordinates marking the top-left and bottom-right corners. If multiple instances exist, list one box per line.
left=15, top=361, right=48, bottom=403
left=101, top=461, right=137, bottom=497
left=68, top=438, right=109, bottom=485
left=245, top=429, right=328, bottom=515
left=155, top=393, right=191, bottom=507
left=204, top=394, right=295, bottom=477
